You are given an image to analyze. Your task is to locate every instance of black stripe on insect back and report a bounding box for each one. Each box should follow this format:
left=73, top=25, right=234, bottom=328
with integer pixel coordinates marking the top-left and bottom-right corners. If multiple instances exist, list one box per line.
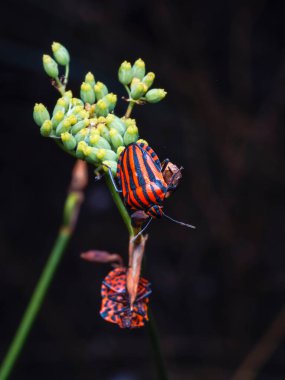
left=132, top=145, right=155, bottom=207
left=125, top=149, right=147, bottom=208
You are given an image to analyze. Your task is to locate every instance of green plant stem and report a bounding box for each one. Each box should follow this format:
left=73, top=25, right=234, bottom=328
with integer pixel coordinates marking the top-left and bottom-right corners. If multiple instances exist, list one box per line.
left=0, top=230, right=70, bottom=380
left=105, top=173, right=133, bottom=236
left=0, top=162, right=86, bottom=380
left=125, top=100, right=135, bottom=118
left=55, top=76, right=65, bottom=96
left=148, top=308, right=169, bottom=380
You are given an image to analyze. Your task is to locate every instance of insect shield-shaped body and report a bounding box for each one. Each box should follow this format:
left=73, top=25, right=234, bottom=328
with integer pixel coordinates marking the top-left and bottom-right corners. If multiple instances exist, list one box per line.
left=100, top=268, right=151, bottom=328
left=116, top=142, right=168, bottom=218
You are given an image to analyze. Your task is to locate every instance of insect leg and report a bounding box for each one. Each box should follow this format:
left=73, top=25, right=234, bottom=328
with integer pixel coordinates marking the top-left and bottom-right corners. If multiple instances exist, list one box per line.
left=161, top=158, right=170, bottom=172
left=103, top=164, right=122, bottom=193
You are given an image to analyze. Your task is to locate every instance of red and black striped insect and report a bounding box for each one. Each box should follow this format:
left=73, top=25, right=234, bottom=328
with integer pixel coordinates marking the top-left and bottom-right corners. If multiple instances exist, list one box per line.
left=107, top=142, right=195, bottom=233
left=100, top=267, right=151, bottom=328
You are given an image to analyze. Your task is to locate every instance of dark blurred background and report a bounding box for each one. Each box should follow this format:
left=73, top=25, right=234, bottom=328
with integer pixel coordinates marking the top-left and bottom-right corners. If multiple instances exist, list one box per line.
left=1, top=1, right=285, bottom=379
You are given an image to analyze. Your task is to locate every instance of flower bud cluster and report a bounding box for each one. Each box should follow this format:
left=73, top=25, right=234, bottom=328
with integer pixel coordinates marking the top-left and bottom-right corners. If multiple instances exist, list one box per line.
left=118, top=58, right=167, bottom=103
left=34, top=43, right=166, bottom=177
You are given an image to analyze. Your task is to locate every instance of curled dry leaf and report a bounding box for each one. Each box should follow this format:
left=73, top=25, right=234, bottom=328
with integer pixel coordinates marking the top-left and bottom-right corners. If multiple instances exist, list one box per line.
left=80, top=250, right=124, bottom=268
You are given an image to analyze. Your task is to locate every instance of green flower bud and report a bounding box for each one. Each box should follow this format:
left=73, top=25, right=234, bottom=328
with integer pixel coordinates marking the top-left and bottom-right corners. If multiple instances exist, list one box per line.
left=109, top=128, right=124, bottom=150
left=83, top=146, right=100, bottom=164
left=130, top=80, right=147, bottom=100
left=95, top=99, right=109, bottom=117
left=76, top=109, right=90, bottom=121
left=96, top=148, right=117, bottom=162
left=89, top=134, right=111, bottom=150
left=142, top=72, right=155, bottom=89
left=123, top=125, right=139, bottom=145
left=103, top=93, right=117, bottom=112
left=51, top=42, right=70, bottom=66
left=64, top=90, right=73, bottom=98
left=145, top=89, right=167, bottom=103
left=42, top=55, right=59, bottom=79
left=52, top=97, right=69, bottom=116
left=74, top=128, right=89, bottom=143
left=61, top=132, right=76, bottom=150
left=51, top=110, right=65, bottom=128
left=122, top=117, right=136, bottom=128
left=33, top=103, right=50, bottom=126
left=76, top=141, right=88, bottom=159
left=85, top=72, right=96, bottom=87
left=71, top=98, right=84, bottom=107
left=106, top=114, right=126, bottom=135
left=117, top=146, right=125, bottom=158
left=137, top=138, right=149, bottom=145
left=118, top=61, right=133, bottom=85
left=94, top=81, right=108, bottom=100
left=40, top=120, right=52, bottom=137
left=56, top=117, right=72, bottom=136
left=132, top=58, right=145, bottom=80
left=70, top=119, right=89, bottom=135
left=71, top=105, right=84, bottom=115
left=102, top=160, right=118, bottom=176
left=97, top=123, right=111, bottom=142
left=80, top=82, right=96, bottom=104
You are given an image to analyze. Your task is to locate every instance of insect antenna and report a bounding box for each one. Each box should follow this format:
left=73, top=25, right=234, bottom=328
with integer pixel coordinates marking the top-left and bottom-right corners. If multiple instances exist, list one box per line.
left=162, top=212, right=196, bottom=229
left=131, top=218, right=153, bottom=241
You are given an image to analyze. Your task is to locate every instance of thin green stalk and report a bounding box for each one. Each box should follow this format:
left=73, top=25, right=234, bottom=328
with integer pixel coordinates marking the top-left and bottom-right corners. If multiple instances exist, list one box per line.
left=147, top=308, right=169, bottom=380
left=125, top=100, right=135, bottom=118
left=0, top=162, right=86, bottom=380
left=0, top=230, right=70, bottom=380
left=54, top=76, right=65, bottom=96
left=105, top=171, right=169, bottom=380
left=105, top=173, right=133, bottom=236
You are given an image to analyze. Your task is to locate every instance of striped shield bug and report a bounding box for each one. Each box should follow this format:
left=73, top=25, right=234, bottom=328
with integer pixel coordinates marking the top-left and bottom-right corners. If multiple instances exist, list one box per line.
left=106, top=142, right=195, bottom=235
left=100, top=267, right=151, bottom=328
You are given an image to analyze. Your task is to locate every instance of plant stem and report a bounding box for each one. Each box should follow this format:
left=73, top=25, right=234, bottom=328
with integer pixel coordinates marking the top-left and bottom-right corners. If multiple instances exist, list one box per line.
left=55, top=76, right=65, bottom=96
left=104, top=172, right=169, bottom=380
left=147, top=308, right=169, bottom=380
left=105, top=173, right=133, bottom=236
left=0, top=161, right=87, bottom=380
left=125, top=100, right=135, bottom=118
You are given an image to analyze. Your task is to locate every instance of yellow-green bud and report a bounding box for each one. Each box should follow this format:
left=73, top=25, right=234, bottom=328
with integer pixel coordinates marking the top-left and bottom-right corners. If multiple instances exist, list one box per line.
left=76, top=109, right=89, bottom=121
left=33, top=103, right=50, bottom=126
left=123, top=125, right=139, bottom=145
left=42, top=54, right=59, bottom=79
left=52, top=42, right=70, bottom=66
left=70, top=119, right=89, bottom=135
left=76, top=141, right=88, bottom=159
left=97, top=116, right=106, bottom=124
left=122, top=117, right=136, bottom=128
left=96, top=148, right=117, bottom=162
left=52, top=97, right=69, bottom=116
left=85, top=72, right=95, bottom=87
left=142, top=72, right=155, bottom=89
left=117, top=146, right=125, bottom=158
left=51, top=110, right=65, bottom=128
left=132, top=58, right=145, bottom=80
left=89, top=134, right=111, bottom=150
left=145, top=89, right=167, bottom=103
left=94, top=81, right=108, bottom=100
left=80, top=82, right=96, bottom=104
left=109, top=128, right=124, bottom=150
left=74, top=128, right=89, bottom=143
left=65, top=90, right=73, bottom=98
left=106, top=114, right=126, bottom=135
left=102, top=160, right=118, bottom=176
left=118, top=61, right=133, bottom=85
left=56, top=117, right=72, bottom=136
left=83, top=146, right=100, bottom=164
left=71, top=98, right=84, bottom=106
left=61, top=132, right=76, bottom=150
left=137, top=138, right=148, bottom=145
left=130, top=80, right=147, bottom=100
left=103, top=93, right=117, bottom=112
left=95, top=99, right=109, bottom=117
left=40, top=120, right=52, bottom=137
left=97, top=123, right=111, bottom=142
